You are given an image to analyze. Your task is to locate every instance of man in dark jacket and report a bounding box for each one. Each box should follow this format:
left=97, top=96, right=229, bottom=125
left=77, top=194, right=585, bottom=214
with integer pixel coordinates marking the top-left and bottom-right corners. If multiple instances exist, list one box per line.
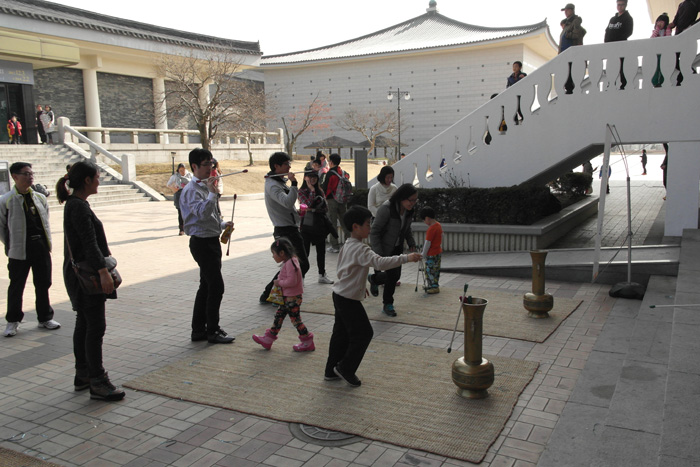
left=670, top=0, right=700, bottom=34
left=604, top=0, right=634, bottom=42
left=559, top=3, right=586, bottom=53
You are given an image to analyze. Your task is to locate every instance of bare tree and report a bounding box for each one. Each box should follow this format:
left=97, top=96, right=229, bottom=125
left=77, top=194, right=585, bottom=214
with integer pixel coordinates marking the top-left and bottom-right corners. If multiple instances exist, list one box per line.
left=155, top=51, right=254, bottom=151
left=279, top=94, right=331, bottom=155
left=337, top=109, right=398, bottom=161
left=224, top=82, right=270, bottom=165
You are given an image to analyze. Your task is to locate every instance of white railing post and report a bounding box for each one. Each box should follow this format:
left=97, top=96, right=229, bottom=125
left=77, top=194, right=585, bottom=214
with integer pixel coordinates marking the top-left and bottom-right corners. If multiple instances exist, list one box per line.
left=57, top=117, right=70, bottom=144
left=121, top=154, right=136, bottom=182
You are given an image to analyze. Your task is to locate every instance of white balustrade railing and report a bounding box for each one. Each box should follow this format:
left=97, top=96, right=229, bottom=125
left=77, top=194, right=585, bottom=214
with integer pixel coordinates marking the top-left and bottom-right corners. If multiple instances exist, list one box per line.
left=67, top=126, right=283, bottom=147
left=391, top=23, right=700, bottom=190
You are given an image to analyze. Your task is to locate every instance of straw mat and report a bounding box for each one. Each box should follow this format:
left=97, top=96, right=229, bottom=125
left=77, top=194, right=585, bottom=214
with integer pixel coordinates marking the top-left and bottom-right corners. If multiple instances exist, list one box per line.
left=0, top=447, right=65, bottom=466
left=303, top=287, right=582, bottom=343
left=125, top=330, right=538, bottom=463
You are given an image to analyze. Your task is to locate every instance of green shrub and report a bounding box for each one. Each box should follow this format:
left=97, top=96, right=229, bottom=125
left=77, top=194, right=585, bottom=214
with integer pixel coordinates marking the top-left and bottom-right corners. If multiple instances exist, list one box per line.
left=551, top=172, right=592, bottom=198
left=348, top=185, right=561, bottom=225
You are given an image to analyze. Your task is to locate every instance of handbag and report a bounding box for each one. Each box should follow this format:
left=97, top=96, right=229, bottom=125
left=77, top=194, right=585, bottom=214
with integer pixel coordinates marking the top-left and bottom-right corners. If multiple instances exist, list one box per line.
left=66, top=240, right=122, bottom=295
left=300, top=211, right=317, bottom=234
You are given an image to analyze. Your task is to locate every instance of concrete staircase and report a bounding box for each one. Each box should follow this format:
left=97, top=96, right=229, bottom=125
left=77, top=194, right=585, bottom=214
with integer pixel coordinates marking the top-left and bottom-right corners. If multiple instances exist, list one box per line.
left=538, top=229, right=700, bottom=466
left=0, top=145, right=151, bottom=208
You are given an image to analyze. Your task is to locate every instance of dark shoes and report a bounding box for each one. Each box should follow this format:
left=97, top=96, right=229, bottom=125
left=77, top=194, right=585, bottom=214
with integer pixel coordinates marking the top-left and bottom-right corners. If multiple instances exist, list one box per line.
left=191, top=331, right=207, bottom=342
left=333, top=365, right=361, bottom=387
left=208, top=329, right=235, bottom=344
left=90, top=372, right=125, bottom=401
left=324, top=373, right=341, bottom=381
left=382, top=304, right=397, bottom=317
left=74, top=374, right=90, bottom=391
left=368, top=274, right=379, bottom=297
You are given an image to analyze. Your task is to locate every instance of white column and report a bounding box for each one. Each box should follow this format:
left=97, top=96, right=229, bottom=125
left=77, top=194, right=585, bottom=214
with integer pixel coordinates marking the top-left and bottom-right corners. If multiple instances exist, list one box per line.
left=82, top=68, right=102, bottom=142
left=153, top=77, right=169, bottom=144
left=664, top=142, right=700, bottom=237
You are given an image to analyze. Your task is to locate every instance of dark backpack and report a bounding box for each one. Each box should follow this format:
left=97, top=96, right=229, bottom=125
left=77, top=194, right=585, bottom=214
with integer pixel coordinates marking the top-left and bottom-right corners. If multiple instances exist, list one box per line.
left=333, top=170, right=353, bottom=204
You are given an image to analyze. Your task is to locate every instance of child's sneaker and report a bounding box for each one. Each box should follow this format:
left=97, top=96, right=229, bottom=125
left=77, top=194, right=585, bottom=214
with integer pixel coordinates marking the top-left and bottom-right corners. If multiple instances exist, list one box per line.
left=426, top=287, right=440, bottom=294
left=382, top=304, right=397, bottom=317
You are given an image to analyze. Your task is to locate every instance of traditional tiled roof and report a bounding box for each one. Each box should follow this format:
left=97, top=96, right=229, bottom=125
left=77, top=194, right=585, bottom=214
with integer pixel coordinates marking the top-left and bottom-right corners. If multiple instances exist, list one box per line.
left=262, top=10, right=549, bottom=65
left=0, top=0, right=261, bottom=55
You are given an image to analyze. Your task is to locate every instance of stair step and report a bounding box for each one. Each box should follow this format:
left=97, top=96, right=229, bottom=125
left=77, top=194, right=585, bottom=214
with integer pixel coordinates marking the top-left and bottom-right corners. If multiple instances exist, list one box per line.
left=1, top=144, right=154, bottom=208
left=658, top=229, right=700, bottom=466
left=538, top=275, right=675, bottom=467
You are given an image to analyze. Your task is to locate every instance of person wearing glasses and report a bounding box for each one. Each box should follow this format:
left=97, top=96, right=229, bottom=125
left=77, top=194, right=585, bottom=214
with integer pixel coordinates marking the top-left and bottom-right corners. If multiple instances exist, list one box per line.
left=367, top=183, right=419, bottom=317
left=0, top=162, right=60, bottom=337
left=179, top=148, right=235, bottom=344
left=604, top=0, right=634, bottom=43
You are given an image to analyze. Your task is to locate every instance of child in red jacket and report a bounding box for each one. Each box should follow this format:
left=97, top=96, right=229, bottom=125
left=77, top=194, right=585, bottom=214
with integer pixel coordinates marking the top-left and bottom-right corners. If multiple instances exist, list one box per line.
left=7, top=115, right=22, bottom=144
left=253, top=238, right=314, bottom=351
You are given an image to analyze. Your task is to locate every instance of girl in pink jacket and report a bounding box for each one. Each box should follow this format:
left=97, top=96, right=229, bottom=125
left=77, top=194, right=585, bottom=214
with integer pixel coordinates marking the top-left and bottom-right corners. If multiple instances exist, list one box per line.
left=253, top=238, right=314, bottom=351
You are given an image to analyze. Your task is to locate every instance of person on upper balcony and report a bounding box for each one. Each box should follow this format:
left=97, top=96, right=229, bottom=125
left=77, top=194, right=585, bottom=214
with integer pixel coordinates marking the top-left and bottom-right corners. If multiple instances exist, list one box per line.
left=506, top=61, right=527, bottom=88
left=651, top=12, right=672, bottom=37
left=604, top=0, right=634, bottom=42
left=559, top=3, right=586, bottom=54
left=670, top=0, right=700, bottom=35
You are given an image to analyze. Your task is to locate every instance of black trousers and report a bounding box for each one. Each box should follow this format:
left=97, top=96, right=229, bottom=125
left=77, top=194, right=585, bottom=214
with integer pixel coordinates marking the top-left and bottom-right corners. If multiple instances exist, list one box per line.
left=73, top=301, right=106, bottom=378
left=325, top=292, right=374, bottom=377
left=189, top=236, right=224, bottom=336
left=302, top=232, right=326, bottom=275
left=371, top=245, right=403, bottom=305
left=6, top=237, right=54, bottom=323
left=261, top=226, right=310, bottom=299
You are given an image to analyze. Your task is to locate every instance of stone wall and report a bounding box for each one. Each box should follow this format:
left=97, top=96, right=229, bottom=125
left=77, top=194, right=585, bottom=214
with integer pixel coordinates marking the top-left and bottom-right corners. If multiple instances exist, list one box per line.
left=33, top=68, right=86, bottom=125
left=97, top=73, right=154, bottom=128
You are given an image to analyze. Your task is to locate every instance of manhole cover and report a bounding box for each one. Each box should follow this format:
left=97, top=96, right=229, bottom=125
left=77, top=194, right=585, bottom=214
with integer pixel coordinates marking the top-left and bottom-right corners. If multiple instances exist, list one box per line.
left=289, top=423, right=359, bottom=446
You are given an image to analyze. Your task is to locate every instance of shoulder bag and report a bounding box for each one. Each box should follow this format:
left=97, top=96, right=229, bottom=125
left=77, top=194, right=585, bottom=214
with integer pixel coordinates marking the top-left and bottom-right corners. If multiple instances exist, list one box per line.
left=66, top=240, right=122, bottom=295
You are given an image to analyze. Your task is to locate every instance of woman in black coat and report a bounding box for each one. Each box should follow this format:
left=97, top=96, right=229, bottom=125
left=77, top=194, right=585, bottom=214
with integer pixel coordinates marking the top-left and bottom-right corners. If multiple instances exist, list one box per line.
left=56, top=161, right=125, bottom=402
left=367, top=183, right=418, bottom=317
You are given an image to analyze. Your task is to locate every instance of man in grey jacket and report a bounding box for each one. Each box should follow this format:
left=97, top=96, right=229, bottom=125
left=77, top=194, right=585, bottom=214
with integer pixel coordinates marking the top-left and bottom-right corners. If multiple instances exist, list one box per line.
left=260, top=152, right=310, bottom=302
left=0, top=162, right=60, bottom=337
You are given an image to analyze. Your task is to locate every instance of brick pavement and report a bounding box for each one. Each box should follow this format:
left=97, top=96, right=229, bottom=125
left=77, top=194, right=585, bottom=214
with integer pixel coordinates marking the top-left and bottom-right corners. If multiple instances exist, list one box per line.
left=0, top=175, right=665, bottom=466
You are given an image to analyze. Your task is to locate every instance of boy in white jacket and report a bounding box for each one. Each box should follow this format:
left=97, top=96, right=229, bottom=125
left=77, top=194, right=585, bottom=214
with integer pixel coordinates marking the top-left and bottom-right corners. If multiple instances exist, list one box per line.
left=325, top=206, right=421, bottom=387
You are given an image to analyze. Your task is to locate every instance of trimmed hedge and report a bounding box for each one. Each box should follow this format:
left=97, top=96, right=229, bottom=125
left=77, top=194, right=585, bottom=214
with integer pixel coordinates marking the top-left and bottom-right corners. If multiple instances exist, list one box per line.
left=349, top=185, right=561, bottom=225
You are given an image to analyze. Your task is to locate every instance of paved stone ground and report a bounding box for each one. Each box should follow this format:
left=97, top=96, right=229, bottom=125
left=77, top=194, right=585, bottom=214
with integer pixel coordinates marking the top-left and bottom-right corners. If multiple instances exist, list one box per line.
left=0, top=167, right=667, bottom=466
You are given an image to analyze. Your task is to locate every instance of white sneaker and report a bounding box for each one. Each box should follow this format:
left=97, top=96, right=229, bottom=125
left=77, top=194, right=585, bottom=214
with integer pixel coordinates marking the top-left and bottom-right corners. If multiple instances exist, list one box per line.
left=327, top=247, right=339, bottom=253
left=38, top=319, right=61, bottom=330
left=318, top=274, right=334, bottom=284
left=4, top=322, right=19, bottom=337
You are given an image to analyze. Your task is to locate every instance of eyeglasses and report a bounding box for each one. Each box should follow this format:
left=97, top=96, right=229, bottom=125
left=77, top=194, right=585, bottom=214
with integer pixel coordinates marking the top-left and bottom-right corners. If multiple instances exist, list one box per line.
left=18, top=172, right=34, bottom=177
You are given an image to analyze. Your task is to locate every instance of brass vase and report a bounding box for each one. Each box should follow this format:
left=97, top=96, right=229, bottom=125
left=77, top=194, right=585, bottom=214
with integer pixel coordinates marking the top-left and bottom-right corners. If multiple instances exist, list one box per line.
left=523, top=250, right=554, bottom=318
left=451, top=298, right=494, bottom=399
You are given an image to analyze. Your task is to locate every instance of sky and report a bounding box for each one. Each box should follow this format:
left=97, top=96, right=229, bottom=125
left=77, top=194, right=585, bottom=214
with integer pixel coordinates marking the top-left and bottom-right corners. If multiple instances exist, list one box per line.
left=49, top=0, right=656, bottom=56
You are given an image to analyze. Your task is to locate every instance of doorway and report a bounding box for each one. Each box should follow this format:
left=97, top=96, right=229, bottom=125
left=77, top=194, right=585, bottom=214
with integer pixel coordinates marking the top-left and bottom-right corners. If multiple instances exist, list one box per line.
left=0, top=84, right=27, bottom=144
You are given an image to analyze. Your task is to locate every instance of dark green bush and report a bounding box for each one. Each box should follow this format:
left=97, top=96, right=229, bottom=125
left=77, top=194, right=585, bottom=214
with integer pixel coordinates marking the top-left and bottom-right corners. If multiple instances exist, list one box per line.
left=348, top=185, right=561, bottom=225
left=551, top=172, right=592, bottom=198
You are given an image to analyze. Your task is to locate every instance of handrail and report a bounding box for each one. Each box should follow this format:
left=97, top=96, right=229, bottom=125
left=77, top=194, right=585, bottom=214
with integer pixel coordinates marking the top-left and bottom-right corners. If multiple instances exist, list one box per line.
left=64, top=124, right=121, bottom=165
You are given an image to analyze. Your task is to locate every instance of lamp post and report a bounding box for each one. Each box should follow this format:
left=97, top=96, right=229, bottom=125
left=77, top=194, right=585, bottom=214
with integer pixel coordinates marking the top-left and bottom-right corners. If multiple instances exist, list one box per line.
left=387, top=88, right=410, bottom=160
left=171, top=151, right=176, bottom=175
